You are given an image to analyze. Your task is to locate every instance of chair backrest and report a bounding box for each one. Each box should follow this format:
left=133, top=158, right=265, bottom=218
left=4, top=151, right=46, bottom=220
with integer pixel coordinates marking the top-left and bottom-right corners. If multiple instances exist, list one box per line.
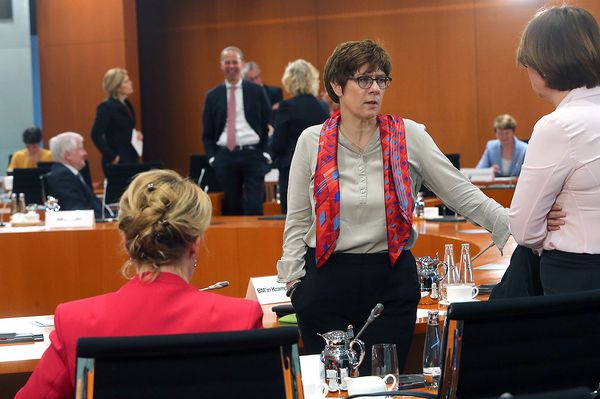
left=188, top=154, right=221, bottom=192
left=11, top=167, right=45, bottom=205
left=438, top=289, right=600, bottom=399
left=104, top=162, right=163, bottom=204
left=75, top=327, right=301, bottom=399
left=500, top=387, right=593, bottom=399
left=37, top=161, right=55, bottom=173
left=421, top=153, right=460, bottom=197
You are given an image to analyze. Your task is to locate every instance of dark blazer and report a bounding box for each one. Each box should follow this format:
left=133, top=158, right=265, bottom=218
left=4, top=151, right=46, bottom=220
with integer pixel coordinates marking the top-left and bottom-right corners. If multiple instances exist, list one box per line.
left=15, top=272, right=263, bottom=399
left=270, top=94, right=329, bottom=169
left=91, top=97, right=138, bottom=165
left=264, top=84, right=283, bottom=108
left=46, top=163, right=102, bottom=218
left=202, top=80, right=271, bottom=159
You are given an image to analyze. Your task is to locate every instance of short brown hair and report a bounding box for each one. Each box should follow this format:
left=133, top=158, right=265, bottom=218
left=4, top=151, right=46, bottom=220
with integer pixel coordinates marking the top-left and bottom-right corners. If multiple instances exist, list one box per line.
left=323, top=39, right=391, bottom=103
left=517, top=5, right=600, bottom=90
left=103, top=68, right=128, bottom=98
left=118, top=169, right=212, bottom=278
left=220, top=46, right=244, bottom=62
left=493, top=114, right=517, bottom=131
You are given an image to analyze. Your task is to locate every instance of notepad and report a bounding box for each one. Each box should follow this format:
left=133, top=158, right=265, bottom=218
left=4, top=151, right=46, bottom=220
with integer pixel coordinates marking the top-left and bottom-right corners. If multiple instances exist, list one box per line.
left=278, top=314, right=297, bottom=325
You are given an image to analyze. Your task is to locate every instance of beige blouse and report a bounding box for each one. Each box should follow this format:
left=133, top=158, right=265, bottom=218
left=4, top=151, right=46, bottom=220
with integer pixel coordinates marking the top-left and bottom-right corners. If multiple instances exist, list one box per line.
left=276, top=119, right=509, bottom=283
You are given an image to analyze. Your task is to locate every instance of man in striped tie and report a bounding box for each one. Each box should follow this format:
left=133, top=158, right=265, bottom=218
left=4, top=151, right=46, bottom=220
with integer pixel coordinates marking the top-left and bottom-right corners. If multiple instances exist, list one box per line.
left=202, top=46, right=272, bottom=215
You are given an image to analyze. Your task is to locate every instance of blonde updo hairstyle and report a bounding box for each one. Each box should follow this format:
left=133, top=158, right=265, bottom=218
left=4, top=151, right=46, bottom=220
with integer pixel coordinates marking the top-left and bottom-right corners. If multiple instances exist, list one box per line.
left=118, top=169, right=212, bottom=279
left=103, top=67, right=128, bottom=98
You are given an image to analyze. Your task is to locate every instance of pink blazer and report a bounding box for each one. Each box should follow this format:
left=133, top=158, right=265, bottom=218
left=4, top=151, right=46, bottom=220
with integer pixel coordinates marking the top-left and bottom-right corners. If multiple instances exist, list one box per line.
left=15, top=272, right=263, bottom=399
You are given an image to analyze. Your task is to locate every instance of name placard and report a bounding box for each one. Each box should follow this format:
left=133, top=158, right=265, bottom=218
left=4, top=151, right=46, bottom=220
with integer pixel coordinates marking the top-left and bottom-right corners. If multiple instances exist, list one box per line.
left=460, top=167, right=495, bottom=182
left=45, top=210, right=95, bottom=229
left=245, top=275, right=289, bottom=305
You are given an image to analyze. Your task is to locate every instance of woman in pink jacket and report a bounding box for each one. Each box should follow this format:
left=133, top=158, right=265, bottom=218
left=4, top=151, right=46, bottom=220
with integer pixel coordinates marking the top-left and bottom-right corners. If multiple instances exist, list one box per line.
left=16, top=169, right=263, bottom=399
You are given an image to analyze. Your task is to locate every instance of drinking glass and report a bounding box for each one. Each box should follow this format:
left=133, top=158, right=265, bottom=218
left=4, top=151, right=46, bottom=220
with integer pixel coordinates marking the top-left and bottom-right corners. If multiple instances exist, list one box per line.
left=371, top=343, right=399, bottom=389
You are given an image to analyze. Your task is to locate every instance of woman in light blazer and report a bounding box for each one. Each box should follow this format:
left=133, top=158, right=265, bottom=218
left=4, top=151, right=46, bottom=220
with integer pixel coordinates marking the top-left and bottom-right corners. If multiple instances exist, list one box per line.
left=477, top=114, right=528, bottom=177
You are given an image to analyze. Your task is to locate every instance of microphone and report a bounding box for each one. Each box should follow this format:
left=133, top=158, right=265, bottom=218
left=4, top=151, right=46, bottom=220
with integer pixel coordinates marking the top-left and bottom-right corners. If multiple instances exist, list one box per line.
left=101, top=178, right=115, bottom=219
left=101, top=178, right=106, bottom=220
left=352, top=303, right=384, bottom=343
left=200, top=281, right=230, bottom=291
left=198, top=168, right=206, bottom=187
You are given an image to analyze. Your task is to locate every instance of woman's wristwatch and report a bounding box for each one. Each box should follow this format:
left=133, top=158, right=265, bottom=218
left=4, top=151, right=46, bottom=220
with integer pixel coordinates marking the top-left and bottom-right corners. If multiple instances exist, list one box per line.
left=285, top=279, right=301, bottom=298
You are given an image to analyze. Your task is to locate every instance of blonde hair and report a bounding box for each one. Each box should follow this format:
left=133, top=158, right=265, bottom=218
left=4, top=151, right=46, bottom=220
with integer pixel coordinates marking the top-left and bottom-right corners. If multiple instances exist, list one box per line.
left=103, top=68, right=128, bottom=98
left=493, top=114, right=517, bottom=131
left=118, top=169, right=212, bottom=279
left=282, top=59, right=320, bottom=97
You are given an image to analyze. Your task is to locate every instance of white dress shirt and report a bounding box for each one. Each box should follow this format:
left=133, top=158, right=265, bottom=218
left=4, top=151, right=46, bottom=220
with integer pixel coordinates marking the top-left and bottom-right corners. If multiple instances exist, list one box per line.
left=510, top=86, right=600, bottom=254
left=216, top=79, right=260, bottom=147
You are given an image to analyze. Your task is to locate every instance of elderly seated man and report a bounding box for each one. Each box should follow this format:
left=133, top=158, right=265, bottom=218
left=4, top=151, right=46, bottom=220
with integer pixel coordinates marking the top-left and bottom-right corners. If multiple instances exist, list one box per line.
left=47, top=132, right=103, bottom=217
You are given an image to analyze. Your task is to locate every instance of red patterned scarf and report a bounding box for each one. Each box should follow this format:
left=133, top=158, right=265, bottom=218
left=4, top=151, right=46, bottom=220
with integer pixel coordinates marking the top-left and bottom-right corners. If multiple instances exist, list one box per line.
left=314, top=110, right=413, bottom=267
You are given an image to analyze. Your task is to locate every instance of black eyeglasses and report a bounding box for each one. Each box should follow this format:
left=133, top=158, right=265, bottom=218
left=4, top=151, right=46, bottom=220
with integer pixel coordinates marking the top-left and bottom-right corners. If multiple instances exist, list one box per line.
left=348, top=75, right=392, bottom=89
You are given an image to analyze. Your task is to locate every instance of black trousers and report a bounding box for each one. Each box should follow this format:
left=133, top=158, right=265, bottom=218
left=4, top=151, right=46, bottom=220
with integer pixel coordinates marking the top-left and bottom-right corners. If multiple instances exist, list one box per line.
left=292, top=248, right=420, bottom=375
left=277, top=167, right=290, bottom=214
left=213, top=147, right=266, bottom=215
left=541, top=249, right=600, bottom=295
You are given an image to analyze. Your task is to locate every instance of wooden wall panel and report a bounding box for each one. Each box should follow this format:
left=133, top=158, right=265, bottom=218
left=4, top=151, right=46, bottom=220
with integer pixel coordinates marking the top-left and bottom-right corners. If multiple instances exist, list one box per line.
left=37, top=0, right=140, bottom=181
left=40, top=0, right=600, bottom=177
left=139, top=0, right=600, bottom=175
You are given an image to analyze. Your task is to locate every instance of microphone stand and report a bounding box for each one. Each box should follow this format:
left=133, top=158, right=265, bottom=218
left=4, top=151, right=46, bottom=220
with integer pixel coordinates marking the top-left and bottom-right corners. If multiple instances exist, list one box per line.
left=351, top=303, right=384, bottom=344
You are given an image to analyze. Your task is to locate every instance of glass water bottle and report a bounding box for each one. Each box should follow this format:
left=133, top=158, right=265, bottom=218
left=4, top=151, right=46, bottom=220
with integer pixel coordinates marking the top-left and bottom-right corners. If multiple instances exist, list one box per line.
left=442, top=243, right=459, bottom=301
left=459, top=243, right=475, bottom=286
left=423, top=310, right=442, bottom=390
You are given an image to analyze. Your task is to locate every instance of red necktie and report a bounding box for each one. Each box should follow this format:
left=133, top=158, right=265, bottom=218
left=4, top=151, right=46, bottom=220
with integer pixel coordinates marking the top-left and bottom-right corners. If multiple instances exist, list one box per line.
left=227, top=85, right=237, bottom=151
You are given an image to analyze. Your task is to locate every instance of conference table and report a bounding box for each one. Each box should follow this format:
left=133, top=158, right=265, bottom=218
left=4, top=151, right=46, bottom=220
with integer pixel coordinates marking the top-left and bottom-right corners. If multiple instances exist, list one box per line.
left=0, top=215, right=515, bottom=396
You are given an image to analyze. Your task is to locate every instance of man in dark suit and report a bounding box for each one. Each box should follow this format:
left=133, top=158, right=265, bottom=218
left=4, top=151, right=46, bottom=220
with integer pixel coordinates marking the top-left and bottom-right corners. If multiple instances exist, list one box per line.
left=47, top=132, right=103, bottom=218
left=202, top=46, right=271, bottom=215
left=242, top=61, right=284, bottom=120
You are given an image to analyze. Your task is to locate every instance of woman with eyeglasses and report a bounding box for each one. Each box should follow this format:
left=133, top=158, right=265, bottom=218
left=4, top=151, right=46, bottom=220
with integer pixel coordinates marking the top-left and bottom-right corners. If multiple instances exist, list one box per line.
left=509, top=6, right=600, bottom=295
left=476, top=114, right=528, bottom=177
left=276, top=40, right=512, bottom=374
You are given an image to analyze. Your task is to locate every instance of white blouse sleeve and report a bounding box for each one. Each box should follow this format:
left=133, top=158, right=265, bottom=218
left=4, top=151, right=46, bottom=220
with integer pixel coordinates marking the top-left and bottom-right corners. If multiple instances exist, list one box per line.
left=509, top=117, right=574, bottom=249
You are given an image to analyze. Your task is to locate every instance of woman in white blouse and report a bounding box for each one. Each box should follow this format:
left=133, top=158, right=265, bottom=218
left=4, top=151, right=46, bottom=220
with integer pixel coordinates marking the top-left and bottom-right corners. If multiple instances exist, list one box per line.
left=509, top=5, right=600, bottom=294
left=276, top=40, right=512, bottom=374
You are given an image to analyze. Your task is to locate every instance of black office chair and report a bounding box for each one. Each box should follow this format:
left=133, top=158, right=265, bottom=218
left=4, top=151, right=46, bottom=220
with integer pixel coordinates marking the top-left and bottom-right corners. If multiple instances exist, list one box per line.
left=498, top=387, right=595, bottom=399
left=74, top=327, right=301, bottom=399
left=188, top=154, right=221, bottom=192
left=36, top=161, right=54, bottom=173
left=103, top=162, right=163, bottom=205
left=11, top=167, right=46, bottom=205
left=420, top=153, right=461, bottom=198
left=437, top=290, right=600, bottom=399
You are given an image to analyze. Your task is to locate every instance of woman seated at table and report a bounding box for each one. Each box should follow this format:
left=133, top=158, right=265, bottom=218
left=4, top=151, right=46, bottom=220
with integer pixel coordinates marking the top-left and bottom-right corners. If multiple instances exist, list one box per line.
left=16, top=169, right=263, bottom=399
left=476, top=114, right=528, bottom=177
left=509, top=5, right=600, bottom=295
left=7, top=127, right=53, bottom=172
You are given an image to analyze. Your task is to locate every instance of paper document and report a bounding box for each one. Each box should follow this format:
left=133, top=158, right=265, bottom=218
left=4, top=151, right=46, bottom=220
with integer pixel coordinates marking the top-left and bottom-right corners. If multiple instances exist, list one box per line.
left=131, top=129, right=143, bottom=157
left=474, top=263, right=509, bottom=271
left=457, top=229, right=488, bottom=234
